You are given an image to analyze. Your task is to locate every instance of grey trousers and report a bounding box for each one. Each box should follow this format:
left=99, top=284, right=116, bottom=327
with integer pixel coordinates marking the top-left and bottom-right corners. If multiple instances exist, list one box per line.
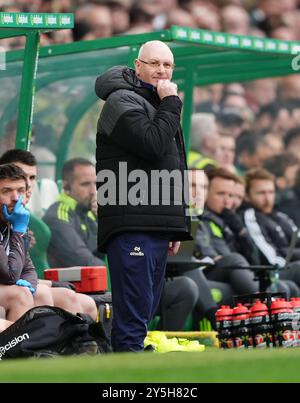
left=204, top=253, right=259, bottom=295
left=157, top=276, right=199, bottom=331
left=184, top=267, right=234, bottom=317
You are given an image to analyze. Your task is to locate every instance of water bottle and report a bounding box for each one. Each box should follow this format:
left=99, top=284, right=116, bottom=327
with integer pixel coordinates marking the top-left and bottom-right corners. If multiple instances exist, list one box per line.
left=249, top=300, right=273, bottom=349
left=215, top=305, right=234, bottom=349
left=271, top=298, right=294, bottom=348
left=232, top=303, right=253, bottom=349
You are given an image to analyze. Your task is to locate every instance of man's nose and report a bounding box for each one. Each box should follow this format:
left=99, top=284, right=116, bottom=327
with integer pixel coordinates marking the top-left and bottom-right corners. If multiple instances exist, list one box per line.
left=224, top=195, right=233, bottom=208
left=266, top=194, right=273, bottom=205
left=11, top=191, right=19, bottom=201
left=90, top=185, right=97, bottom=195
left=157, top=63, right=166, bottom=73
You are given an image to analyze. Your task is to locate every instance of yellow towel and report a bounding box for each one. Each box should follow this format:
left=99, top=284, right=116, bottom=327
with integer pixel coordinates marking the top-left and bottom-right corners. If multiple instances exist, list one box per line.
left=144, top=331, right=205, bottom=353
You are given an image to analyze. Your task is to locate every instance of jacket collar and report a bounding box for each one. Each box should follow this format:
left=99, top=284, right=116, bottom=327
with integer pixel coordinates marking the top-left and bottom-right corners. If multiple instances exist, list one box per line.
left=140, top=80, right=157, bottom=93
left=58, top=192, right=96, bottom=220
left=202, top=208, right=225, bottom=228
left=58, top=192, right=77, bottom=211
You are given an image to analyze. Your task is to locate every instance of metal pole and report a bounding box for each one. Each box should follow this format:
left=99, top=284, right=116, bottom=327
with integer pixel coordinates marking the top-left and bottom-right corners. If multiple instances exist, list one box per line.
left=16, top=31, right=40, bottom=150
left=182, top=66, right=194, bottom=152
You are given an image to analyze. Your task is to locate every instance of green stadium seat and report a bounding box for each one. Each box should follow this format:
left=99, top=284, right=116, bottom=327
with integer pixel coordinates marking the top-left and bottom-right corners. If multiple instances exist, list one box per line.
left=29, top=214, right=51, bottom=278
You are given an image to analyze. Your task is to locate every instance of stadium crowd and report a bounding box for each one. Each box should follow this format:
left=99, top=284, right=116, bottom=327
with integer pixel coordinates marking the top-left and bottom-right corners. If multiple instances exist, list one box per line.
left=1, top=0, right=300, bottom=49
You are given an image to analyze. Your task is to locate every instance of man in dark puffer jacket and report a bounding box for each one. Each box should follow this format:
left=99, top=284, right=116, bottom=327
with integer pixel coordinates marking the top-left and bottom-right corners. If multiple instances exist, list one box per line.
left=95, top=41, right=191, bottom=352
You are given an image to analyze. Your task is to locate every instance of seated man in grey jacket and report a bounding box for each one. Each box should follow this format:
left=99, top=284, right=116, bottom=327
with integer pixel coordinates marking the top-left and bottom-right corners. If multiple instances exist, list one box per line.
left=43, top=158, right=105, bottom=268
left=0, top=150, right=98, bottom=320
left=0, top=164, right=55, bottom=321
left=193, top=167, right=259, bottom=296
left=242, top=168, right=300, bottom=291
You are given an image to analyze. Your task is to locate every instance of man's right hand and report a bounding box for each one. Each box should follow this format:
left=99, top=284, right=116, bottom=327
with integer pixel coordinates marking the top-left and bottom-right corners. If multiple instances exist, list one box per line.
left=16, top=279, right=36, bottom=295
left=157, top=79, right=178, bottom=100
left=221, top=208, right=244, bottom=234
left=2, top=196, right=30, bottom=234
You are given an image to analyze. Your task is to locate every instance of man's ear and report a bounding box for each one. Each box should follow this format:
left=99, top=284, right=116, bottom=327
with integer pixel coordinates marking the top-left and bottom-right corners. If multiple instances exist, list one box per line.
left=134, top=59, right=141, bottom=77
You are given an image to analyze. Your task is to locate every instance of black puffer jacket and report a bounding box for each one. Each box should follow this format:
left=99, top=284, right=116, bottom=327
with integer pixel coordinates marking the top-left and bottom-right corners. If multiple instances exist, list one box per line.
left=95, top=66, right=191, bottom=251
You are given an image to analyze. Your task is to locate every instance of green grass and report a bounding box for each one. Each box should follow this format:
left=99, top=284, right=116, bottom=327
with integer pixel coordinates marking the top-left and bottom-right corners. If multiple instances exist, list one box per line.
left=1, top=348, right=300, bottom=383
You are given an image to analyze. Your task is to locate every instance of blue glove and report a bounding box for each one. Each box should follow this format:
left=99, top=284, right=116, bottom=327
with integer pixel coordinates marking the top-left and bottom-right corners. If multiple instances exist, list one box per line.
left=16, top=279, right=36, bottom=295
left=2, top=196, right=30, bottom=234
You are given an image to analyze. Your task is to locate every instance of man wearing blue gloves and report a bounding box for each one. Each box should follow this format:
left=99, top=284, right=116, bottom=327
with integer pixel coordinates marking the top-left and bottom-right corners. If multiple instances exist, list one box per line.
left=15, top=279, right=36, bottom=294
left=0, top=150, right=98, bottom=320
left=0, top=164, right=53, bottom=321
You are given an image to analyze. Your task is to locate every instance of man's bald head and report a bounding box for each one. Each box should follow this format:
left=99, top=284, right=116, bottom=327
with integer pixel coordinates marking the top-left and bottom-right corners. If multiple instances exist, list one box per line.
left=134, top=40, right=175, bottom=87
left=138, top=40, right=174, bottom=62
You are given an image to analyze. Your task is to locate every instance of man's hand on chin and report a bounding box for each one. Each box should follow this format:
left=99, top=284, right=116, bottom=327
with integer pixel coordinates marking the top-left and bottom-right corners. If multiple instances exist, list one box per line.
left=157, top=79, right=178, bottom=99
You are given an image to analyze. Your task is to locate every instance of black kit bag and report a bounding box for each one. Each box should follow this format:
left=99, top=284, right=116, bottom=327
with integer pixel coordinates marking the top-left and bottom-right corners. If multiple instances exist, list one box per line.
left=0, top=305, right=112, bottom=360
left=91, top=292, right=113, bottom=344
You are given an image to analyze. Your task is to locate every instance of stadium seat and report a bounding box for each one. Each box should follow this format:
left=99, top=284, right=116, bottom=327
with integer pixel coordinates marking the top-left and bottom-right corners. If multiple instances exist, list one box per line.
left=39, top=178, right=59, bottom=215
left=26, top=185, right=43, bottom=218
left=29, top=214, right=51, bottom=278
left=27, top=179, right=60, bottom=218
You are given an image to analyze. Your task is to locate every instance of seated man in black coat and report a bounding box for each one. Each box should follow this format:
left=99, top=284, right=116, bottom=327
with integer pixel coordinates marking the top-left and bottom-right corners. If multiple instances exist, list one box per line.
left=241, top=168, right=300, bottom=292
